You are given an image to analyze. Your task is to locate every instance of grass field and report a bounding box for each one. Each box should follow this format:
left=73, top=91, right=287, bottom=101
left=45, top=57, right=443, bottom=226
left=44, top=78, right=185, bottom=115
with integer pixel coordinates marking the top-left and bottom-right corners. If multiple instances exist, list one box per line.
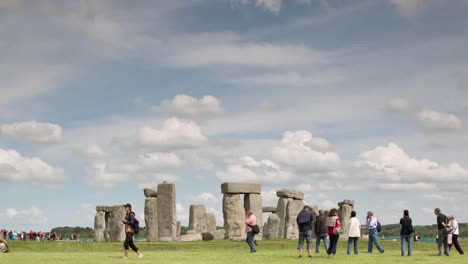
left=1, top=239, right=466, bottom=263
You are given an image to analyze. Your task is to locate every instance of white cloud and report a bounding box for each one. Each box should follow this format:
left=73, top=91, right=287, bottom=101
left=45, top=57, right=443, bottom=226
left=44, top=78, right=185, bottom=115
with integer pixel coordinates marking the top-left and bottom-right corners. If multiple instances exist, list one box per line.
left=196, top=192, right=218, bottom=203
left=387, top=98, right=412, bottom=113
left=0, top=148, right=65, bottom=186
left=0, top=206, right=48, bottom=224
left=138, top=117, right=207, bottom=149
left=82, top=145, right=106, bottom=158
left=0, top=120, right=62, bottom=143
left=358, top=142, right=468, bottom=182
left=321, top=200, right=337, bottom=210
left=217, top=156, right=292, bottom=184
left=74, top=203, right=95, bottom=224
left=177, top=203, right=188, bottom=224
left=272, top=130, right=340, bottom=172
left=233, top=0, right=312, bottom=13
left=261, top=189, right=278, bottom=204
left=138, top=173, right=181, bottom=188
left=417, top=109, right=462, bottom=131
left=138, top=152, right=183, bottom=170
left=390, top=0, right=429, bottom=17
left=86, top=163, right=127, bottom=188
left=231, top=71, right=341, bottom=87
left=377, top=182, right=436, bottom=191
left=158, top=94, right=223, bottom=118
left=295, top=183, right=314, bottom=192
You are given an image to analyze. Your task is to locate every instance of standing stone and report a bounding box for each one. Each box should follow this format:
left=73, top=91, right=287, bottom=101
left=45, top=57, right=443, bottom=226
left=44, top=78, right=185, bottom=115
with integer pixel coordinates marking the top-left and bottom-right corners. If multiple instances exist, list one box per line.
left=94, top=211, right=106, bottom=242
left=206, top=212, right=217, bottom=234
left=104, top=212, right=111, bottom=242
left=338, top=200, right=354, bottom=239
left=0, top=235, right=9, bottom=253
left=109, top=206, right=126, bottom=241
left=244, top=193, right=263, bottom=239
left=145, top=197, right=158, bottom=242
left=157, top=183, right=177, bottom=240
left=222, top=194, right=245, bottom=239
left=177, top=221, right=181, bottom=237
left=264, top=213, right=280, bottom=239
left=189, top=204, right=207, bottom=233
left=285, top=199, right=304, bottom=239
left=275, top=197, right=291, bottom=238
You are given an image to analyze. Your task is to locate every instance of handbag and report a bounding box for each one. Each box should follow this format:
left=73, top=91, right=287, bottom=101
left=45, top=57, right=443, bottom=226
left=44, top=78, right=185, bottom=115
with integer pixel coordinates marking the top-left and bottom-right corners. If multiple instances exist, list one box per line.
left=333, top=228, right=340, bottom=235
left=249, top=224, right=260, bottom=235
left=408, top=226, right=415, bottom=234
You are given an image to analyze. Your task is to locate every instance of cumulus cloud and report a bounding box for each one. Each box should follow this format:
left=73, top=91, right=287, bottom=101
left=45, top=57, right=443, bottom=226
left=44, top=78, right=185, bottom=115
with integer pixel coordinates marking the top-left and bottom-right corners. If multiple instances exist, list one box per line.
left=82, top=145, right=106, bottom=158
left=377, top=182, right=436, bottom=191
left=417, top=109, right=462, bottom=131
left=196, top=192, right=218, bottom=203
left=217, top=156, right=292, bottom=184
left=74, top=203, right=95, bottom=224
left=358, top=142, right=468, bottom=182
left=233, top=0, right=312, bottom=13
left=231, top=71, right=341, bottom=87
left=387, top=98, right=412, bottom=113
left=158, top=94, right=223, bottom=118
left=86, top=163, right=128, bottom=187
left=138, top=117, right=207, bottom=149
left=0, top=120, right=62, bottom=143
left=261, top=189, right=278, bottom=204
left=138, top=152, right=183, bottom=170
left=0, top=148, right=66, bottom=186
left=0, top=206, right=48, bottom=224
left=272, top=130, right=340, bottom=172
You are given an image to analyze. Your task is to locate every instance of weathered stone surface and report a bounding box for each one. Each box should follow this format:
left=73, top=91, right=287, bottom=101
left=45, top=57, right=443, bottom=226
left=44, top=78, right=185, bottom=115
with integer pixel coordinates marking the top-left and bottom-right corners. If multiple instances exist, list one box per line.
left=0, top=235, right=8, bottom=253
left=262, top=206, right=277, bottom=213
left=144, top=188, right=157, bottom=198
left=145, top=197, right=158, bottom=242
left=94, top=211, right=106, bottom=242
left=264, top=213, right=280, bottom=239
left=222, top=194, right=245, bottom=239
left=206, top=212, right=217, bottom=234
left=178, top=233, right=203, bottom=242
left=285, top=199, right=304, bottom=239
left=276, top=197, right=291, bottom=238
left=213, top=229, right=225, bottom=240
left=221, top=182, right=261, bottom=194
left=157, top=183, right=177, bottom=239
left=201, top=232, right=215, bottom=241
left=177, top=221, right=181, bottom=237
left=244, top=193, right=263, bottom=239
left=338, top=200, right=354, bottom=239
left=109, top=206, right=126, bottom=242
left=96, top=206, right=113, bottom=212
left=189, top=204, right=207, bottom=233
left=276, top=189, right=304, bottom=200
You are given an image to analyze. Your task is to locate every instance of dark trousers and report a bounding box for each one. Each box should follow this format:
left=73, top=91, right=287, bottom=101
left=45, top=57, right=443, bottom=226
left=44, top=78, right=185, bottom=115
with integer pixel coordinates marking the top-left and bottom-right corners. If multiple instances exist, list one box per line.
left=449, top=234, right=464, bottom=255
left=327, top=234, right=339, bottom=254
left=124, top=232, right=138, bottom=252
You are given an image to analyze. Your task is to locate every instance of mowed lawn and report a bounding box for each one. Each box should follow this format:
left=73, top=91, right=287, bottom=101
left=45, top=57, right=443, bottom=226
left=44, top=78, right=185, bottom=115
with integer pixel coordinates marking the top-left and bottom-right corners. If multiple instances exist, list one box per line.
left=1, top=239, right=466, bottom=264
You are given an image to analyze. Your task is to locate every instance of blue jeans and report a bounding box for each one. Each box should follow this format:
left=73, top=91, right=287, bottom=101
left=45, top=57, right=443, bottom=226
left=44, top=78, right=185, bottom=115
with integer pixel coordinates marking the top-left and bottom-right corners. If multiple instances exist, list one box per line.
left=368, top=229, right=384, bottom=253
left=347, top=237, right=359, bottom=255
left=298, top=230, right=312, bottom=250
left=246, top=231, right=256, bottom=253
left=401, top=235, right=412, bottom=256
left=315, top=235, right=329, bottom=253
left=327, top=234, right=339, bottom=255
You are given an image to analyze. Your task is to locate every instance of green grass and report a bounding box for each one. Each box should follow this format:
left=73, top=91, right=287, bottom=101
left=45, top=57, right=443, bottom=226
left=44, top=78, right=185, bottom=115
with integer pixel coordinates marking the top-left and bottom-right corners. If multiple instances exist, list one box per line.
left=1, top=239, right=466, bottom=263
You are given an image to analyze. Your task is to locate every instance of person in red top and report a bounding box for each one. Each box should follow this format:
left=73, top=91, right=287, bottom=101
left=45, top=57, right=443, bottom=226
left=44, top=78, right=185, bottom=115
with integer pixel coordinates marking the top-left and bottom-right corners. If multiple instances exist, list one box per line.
left=326, top=208, right=340, bottom=258
left=245, top=210, right=257, bottom=253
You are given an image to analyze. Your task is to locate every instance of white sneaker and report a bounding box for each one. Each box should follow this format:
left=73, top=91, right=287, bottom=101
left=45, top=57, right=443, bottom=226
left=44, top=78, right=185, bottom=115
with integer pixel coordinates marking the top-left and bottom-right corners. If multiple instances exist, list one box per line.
left=138, top=253, right=144, bottom=258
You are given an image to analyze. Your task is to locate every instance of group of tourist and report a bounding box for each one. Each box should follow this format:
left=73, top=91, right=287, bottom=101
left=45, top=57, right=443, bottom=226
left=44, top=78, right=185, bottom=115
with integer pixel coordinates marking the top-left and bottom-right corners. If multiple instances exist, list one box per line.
left=242, top=206, right=465, bottom=258
left=0, top=229, right=62, bottom=241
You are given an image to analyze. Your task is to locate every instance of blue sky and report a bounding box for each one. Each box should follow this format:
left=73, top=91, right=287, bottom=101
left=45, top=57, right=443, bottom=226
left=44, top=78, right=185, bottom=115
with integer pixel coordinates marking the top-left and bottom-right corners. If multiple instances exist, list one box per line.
left=1, top=0, right=468, bottom=231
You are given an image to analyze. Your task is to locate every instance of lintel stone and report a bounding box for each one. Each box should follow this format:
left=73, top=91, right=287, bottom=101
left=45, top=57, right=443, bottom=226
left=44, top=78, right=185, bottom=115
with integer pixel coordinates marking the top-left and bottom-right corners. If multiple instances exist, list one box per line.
left=276, top=189, right=304, bottom=200
left=221, top=182, right=261, bottom=194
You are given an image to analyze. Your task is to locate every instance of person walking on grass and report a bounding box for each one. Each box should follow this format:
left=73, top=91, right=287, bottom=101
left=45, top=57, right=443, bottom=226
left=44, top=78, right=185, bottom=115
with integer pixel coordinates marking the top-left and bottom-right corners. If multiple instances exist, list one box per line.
left=346, top=211, right=360, bottom=255
left=121, top=203, right=143, bottom=259
left=434, top=208, right=450, bottom=256
left=296, top=205, right=314, bottom=258
left=400, top=209, right=413, bottom=256
left=245, top=210, right=257, bottom=253
left=448, top=215, right=464, bottom=255
left=326, top=208, right=340, bottom=258
left=314, top=210, right=329, bottom=254
left=366, top=211, right=384, bottom=253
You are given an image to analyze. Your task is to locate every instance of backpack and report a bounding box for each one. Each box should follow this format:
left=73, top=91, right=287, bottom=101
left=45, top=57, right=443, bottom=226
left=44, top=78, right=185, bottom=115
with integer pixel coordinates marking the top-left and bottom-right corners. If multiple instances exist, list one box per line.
left=131, top=212, right=140, bottom=234
left=251, top=225, right=260, bottom=235
left=376, top=220, right=382, bottom=233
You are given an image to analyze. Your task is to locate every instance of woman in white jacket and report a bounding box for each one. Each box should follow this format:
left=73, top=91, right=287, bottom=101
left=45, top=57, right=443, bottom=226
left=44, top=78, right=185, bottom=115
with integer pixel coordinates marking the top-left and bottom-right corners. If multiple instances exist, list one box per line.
left=347, top=211, right=361, bottom=255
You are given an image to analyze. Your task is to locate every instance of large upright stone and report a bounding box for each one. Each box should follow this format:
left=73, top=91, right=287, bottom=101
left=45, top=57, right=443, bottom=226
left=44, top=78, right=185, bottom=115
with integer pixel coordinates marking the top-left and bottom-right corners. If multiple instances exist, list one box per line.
left=244, top=193, right=263, bottom=239
left=285, top=199, right=304, bottom=239
left=276, top=197, right=291, bottom=238
left=189, top=204, right=207, bottom=233
left=94, top=211, right=105, bottom=242
left=221, top=182, right=261, bottom=194
left=206, top=212, right=217, bottom=234
left=223, top=194, right=245, bottom=239
left=338, top=200, right=354, bottom=239
left=157, top=183, right=177, bottom=240
left=177, top=221, right=181, bottom=237
left=0, top=235, right=9, bottom=253
left=109, top=206, right=126, bottom=241
left=264, top=213, right=280, bottom=239
left=145, top=197, right=158, bottom=242
left=276, top=189, right=304, bottom=200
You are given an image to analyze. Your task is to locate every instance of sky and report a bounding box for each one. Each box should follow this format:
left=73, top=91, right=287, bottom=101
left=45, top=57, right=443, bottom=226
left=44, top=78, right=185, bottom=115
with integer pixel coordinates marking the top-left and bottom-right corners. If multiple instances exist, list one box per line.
left=1, top=0, right=468, bottom=232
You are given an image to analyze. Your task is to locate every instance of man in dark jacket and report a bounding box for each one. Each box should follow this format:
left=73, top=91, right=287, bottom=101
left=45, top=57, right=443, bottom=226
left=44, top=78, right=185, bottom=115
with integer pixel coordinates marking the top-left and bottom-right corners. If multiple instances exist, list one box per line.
left=121, top=203, right=143, bottom=259
left=314, top=210, right=329, bottom=253
left=434, top=208, right=449, bottom=256
left=296, top=205, right=315, bottom=258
